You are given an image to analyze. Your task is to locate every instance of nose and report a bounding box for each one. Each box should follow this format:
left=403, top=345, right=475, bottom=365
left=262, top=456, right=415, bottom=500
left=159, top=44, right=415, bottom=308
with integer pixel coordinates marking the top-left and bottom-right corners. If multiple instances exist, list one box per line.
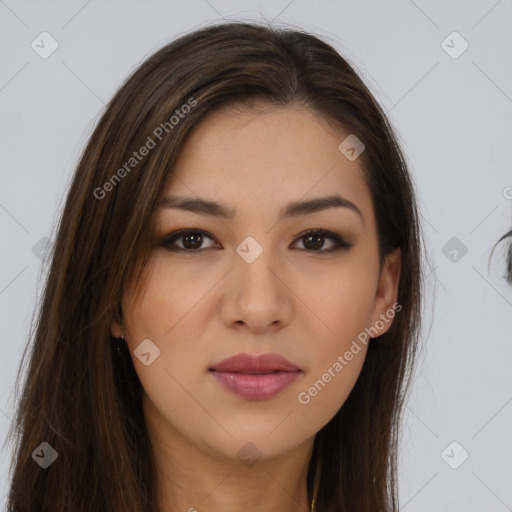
left=218, top=246, right=293, bottom=334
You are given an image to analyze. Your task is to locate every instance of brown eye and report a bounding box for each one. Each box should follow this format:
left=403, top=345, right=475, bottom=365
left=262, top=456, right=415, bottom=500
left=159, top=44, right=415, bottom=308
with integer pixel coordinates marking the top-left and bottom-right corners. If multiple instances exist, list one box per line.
left=161, top=230, right=219, bottom=251
left=292, top=230, right=353, bottom=253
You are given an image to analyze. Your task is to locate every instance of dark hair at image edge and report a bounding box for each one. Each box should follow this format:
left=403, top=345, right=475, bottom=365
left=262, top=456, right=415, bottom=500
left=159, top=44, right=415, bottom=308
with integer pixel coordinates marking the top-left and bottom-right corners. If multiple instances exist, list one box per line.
left=5, top=21, right=426, bottom=511
left=490, top=228, right=512, bottom=284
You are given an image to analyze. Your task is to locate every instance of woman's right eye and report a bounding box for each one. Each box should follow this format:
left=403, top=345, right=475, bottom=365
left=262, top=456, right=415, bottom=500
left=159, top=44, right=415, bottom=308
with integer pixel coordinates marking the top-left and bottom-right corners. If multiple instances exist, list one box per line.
left=160, top=229, right=220, bottom=252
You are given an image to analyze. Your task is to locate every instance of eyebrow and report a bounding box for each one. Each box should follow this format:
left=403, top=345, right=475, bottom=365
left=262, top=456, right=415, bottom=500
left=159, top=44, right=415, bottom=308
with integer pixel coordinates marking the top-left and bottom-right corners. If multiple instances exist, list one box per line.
left=159, top=194, right=364, bottom=225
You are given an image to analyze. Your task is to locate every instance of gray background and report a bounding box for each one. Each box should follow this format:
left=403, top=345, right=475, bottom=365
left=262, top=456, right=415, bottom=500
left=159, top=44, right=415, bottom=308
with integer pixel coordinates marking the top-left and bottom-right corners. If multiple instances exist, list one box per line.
left=1, top=1, right=512, bottom=510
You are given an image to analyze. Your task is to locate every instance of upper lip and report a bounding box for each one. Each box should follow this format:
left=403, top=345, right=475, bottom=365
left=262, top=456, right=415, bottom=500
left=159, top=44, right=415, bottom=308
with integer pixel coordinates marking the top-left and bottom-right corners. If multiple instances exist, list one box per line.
left=209, top=352, right=301, bottom=373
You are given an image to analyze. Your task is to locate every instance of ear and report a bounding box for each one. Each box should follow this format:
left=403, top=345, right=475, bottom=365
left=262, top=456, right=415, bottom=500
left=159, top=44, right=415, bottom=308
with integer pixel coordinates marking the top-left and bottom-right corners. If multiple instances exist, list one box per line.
left=371, top=247, right=401, bottom=337
left=111, top=318, right=123, bottom=339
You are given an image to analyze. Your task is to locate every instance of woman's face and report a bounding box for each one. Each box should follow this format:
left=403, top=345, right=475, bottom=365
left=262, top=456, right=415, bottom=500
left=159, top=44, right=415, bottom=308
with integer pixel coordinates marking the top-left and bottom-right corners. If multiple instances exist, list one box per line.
left=112, top=104, right=400, bottom=464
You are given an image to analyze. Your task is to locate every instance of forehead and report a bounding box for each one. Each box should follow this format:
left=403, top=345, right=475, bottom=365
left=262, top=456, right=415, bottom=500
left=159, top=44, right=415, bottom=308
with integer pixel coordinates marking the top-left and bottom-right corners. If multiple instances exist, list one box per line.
left=164, top=105, right=375, bottom=226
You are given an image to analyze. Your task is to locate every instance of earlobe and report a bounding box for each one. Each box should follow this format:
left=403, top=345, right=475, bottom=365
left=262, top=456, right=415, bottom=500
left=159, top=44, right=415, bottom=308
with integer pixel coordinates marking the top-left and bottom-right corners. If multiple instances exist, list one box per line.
left=372, top=247, right=401, bottom=336
left=111, top=319, right=123, bottom=339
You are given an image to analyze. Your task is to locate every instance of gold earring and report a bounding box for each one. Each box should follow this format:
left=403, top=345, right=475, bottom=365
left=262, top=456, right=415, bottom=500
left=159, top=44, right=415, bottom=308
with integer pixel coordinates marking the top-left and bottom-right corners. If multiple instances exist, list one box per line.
left=120, top=325, right=124, bottom=340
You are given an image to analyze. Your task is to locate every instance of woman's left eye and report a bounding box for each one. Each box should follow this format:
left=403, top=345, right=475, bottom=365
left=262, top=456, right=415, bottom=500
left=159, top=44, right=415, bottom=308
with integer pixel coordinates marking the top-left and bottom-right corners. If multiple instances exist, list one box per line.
left=160, top=229, right=353, bottom=253
left=292, top=229, right=353, bottom=253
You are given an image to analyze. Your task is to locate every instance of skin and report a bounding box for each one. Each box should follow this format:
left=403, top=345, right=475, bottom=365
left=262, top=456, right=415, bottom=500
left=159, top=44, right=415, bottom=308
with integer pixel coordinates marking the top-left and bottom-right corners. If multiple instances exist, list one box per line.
left=111, top=104, right=401, bottom=512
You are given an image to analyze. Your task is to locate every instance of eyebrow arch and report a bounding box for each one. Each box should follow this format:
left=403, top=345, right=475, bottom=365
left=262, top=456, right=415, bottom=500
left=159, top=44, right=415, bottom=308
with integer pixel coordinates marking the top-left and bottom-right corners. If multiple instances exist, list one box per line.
left=159, top=194, right=364, bottom=225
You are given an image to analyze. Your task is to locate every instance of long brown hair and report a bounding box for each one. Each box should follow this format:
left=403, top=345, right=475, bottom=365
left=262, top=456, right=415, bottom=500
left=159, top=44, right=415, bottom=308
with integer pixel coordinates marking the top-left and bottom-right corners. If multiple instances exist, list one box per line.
left=5, top=21, right=424, bottom=511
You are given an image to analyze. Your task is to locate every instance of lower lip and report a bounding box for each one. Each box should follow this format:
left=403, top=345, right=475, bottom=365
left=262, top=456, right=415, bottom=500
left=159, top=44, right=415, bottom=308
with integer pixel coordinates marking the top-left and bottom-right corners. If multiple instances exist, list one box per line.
left=209, top=370, right=301, bottom=400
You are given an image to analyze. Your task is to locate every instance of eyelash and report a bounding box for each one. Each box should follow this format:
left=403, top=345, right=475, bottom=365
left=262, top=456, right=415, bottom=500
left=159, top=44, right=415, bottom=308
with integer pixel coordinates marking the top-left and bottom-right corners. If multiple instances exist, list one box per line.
left=160, top=229, right=353, bottom=254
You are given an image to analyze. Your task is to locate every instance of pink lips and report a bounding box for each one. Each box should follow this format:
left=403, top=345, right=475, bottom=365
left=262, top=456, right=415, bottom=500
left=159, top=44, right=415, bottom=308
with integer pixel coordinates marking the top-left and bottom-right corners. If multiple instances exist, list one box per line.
left=209, top=352, right=302, bottom=400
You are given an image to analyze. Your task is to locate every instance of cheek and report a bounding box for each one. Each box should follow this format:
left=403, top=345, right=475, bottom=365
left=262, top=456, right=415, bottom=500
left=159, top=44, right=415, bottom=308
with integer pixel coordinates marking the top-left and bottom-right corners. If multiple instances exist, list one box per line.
left=294, top=344, right=368, bottom=436
left=120, top=257, right=213, bottom=391
left=119, top=263, right=212, bottom=441
left=292, top=259, right=376, bottom=424
left=122, top=256, right=210, bottom=339
left=302, top=251, right=378, bottom=343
